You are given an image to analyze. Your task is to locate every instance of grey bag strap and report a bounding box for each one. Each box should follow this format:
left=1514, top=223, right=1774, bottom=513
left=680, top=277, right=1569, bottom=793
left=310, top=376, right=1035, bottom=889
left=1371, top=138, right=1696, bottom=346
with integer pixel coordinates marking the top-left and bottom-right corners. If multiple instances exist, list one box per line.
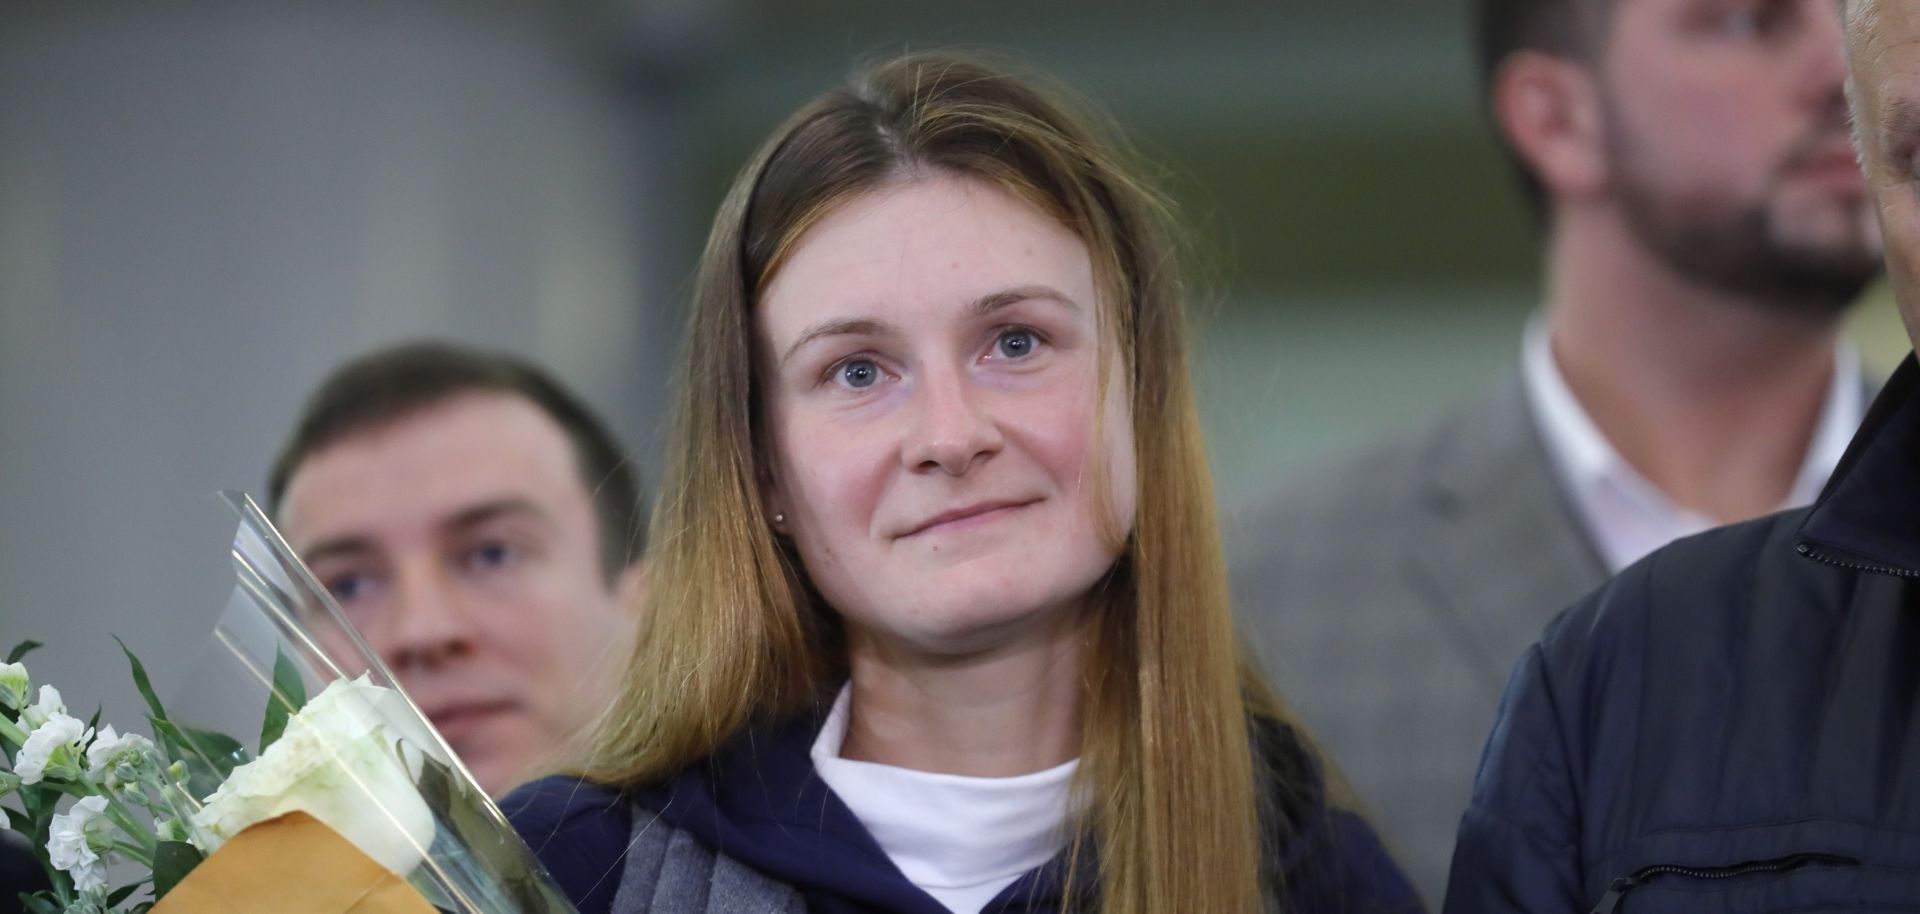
left=609, top=805, right=805, bottom=914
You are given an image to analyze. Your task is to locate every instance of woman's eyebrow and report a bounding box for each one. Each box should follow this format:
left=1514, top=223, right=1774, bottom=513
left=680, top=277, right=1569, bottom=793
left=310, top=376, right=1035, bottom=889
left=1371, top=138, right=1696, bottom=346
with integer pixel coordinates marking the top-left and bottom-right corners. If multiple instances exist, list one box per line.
left=779, top=318, right=892, bottom=370
left=970, top=284, right=1080, bottom=317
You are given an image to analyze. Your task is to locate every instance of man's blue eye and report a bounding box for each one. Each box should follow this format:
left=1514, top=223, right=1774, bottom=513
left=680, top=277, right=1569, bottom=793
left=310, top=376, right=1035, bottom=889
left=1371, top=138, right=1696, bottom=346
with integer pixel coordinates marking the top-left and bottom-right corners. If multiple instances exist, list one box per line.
left=841, top=359, right=880, bottom=389
left=997, top=329, right=1038, bottom=359
left=1720, top=10, right=1760, bottom=37
left=469, top=542, right=517, bottom=570
left=329, top=573, right=372, bottom=604
left=1715, top=2, right=1790, bottom=39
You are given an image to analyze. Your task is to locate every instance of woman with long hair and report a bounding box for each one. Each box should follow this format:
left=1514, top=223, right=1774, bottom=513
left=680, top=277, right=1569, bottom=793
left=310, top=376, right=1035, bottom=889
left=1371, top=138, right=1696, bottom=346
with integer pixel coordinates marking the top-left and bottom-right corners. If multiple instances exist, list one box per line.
left=507, top=50, right=1419, bottom=914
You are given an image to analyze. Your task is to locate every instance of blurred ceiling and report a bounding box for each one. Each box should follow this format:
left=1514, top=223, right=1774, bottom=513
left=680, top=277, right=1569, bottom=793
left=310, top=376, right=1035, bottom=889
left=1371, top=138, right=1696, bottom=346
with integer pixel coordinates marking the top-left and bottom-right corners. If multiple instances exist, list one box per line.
left=636, top=0, right=1538, bottom=299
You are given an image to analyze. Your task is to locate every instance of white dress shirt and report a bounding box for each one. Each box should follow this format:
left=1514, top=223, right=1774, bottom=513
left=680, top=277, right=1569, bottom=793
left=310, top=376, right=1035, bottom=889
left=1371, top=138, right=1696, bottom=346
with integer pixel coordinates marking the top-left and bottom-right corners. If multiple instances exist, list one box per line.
left=1520, top=318, right=1863, bottom=573
left=810, top=684, right=1077, bottom=914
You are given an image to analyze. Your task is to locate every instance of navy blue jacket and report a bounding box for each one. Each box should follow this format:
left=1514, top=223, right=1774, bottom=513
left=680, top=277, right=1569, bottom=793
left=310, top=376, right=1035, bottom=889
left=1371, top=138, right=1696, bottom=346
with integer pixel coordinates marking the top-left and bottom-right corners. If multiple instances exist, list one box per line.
left=1445, top=355, right=1920, bottom=913
left=507, top=708, right=1423, bottom=913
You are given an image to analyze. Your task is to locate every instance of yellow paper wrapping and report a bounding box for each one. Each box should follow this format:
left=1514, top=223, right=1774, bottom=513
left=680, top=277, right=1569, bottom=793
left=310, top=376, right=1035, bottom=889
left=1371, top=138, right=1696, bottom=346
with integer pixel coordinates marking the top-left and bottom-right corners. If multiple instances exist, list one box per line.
left=151, top=812, right=436, bottom=914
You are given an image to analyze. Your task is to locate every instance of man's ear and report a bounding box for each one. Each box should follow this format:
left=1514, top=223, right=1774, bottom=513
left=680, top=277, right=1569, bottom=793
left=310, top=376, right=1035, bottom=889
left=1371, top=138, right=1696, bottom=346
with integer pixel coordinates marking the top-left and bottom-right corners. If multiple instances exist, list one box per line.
left=1492, top=50, right=1609, bottom=202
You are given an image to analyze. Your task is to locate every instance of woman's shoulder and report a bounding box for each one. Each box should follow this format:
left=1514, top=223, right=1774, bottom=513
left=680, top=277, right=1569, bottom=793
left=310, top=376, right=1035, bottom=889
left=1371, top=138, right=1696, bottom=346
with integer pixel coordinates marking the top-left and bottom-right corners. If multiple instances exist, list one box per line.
left=501, top=775, right=636, bottom=914
left=1282, top=808, right=1426, bottom=913
left=1256, top=718, right=1426, bottom=913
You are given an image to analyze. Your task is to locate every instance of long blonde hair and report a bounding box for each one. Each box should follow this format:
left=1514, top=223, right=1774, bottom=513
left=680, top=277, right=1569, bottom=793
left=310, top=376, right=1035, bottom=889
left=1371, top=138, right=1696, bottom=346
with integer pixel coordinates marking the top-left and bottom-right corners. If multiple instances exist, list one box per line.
left=589, top=51, right=1307, bottom=913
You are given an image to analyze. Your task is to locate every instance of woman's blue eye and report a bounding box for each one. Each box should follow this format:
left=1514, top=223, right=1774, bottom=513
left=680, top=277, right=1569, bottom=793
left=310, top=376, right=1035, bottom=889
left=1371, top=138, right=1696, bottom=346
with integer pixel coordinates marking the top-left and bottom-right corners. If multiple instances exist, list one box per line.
left=840, top=359, right=880, bottom=389
left=996, top=329, right=1038, bottom=359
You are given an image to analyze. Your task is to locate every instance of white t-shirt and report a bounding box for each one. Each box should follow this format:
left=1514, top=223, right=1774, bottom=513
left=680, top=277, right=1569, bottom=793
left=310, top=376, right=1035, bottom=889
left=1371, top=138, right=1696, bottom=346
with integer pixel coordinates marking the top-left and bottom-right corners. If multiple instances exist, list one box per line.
left=809, top=685, right=1078, bottom=914
left=1521, top=318, right=1862, bottom=573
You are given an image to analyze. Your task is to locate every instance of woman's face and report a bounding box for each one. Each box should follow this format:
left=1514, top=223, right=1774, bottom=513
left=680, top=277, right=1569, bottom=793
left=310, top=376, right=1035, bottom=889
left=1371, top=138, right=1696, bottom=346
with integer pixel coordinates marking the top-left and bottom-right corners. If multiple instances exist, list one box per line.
left=757, top=173, right=1136, bottom=655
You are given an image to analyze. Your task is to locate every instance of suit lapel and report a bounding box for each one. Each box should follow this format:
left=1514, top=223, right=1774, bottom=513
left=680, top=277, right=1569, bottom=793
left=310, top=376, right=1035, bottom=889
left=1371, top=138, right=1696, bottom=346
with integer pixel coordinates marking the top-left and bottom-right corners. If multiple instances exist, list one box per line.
left=1404, top=372, right=1609, bottom=693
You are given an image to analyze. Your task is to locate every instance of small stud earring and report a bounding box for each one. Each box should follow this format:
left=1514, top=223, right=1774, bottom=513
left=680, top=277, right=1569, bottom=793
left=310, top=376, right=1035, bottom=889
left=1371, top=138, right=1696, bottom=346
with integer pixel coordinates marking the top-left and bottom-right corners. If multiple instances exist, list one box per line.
left=773, top=512, right=786, bottom=525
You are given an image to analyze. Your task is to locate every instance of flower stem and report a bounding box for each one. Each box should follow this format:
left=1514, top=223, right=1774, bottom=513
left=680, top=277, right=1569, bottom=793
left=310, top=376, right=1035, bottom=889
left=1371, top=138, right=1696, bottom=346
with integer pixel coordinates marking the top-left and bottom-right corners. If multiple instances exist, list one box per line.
left=107, top=837, right=154, bottom=867
left=104, top=793, right=158, bottom=857
left=0, top=715, right=25, bottom=748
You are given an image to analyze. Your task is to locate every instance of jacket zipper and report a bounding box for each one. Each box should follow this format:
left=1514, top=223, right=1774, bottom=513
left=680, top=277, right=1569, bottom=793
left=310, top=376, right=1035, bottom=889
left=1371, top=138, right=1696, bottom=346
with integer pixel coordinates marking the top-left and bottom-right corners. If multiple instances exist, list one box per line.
left=1796, top=542, right=1920, bottom=578
left=1588, top=852, right=1859, bottom=914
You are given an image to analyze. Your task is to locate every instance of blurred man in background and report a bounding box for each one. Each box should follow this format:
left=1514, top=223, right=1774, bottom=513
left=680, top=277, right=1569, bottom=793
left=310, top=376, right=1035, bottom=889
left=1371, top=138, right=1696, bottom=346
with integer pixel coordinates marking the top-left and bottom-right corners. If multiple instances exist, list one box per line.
left=1230, top=0, right=1881, bottom=902
left=1447, top=3, right=1920, bottom=908
left=270, top=342, right=647, bottom=795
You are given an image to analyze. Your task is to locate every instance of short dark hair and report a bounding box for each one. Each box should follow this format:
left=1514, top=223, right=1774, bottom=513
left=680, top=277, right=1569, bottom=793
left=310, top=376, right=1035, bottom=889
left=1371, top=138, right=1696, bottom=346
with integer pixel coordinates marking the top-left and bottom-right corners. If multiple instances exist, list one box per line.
left=1475, top=0, right=1611, bottom=222
left=268, top=341, right=645, bottom=581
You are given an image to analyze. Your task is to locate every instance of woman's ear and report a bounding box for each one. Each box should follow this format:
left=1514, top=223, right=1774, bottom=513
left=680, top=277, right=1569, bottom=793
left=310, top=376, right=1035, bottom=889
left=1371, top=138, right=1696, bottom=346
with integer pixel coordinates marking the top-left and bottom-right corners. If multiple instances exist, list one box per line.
left=760, top=466, right=791, bottom=535
left=1491, top=50, right=1609, bottom=204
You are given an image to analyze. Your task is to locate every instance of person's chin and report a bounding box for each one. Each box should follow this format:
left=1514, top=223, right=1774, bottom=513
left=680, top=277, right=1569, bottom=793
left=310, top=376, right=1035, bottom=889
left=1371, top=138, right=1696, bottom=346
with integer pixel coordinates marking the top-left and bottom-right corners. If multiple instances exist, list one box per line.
left=435, top=714, right=536, bottom=794
left=895, top=591, right=1084, bottom=656
left=1773, top=187, right=1878, bottom=250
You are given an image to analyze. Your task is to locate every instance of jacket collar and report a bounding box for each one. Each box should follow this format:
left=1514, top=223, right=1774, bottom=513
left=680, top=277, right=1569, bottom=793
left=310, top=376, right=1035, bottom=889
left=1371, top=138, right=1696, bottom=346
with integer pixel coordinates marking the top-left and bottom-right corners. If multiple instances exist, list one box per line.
left=634, top=705, right=1089, bottom=914
left=1797, top=353, right=1920, bottom=575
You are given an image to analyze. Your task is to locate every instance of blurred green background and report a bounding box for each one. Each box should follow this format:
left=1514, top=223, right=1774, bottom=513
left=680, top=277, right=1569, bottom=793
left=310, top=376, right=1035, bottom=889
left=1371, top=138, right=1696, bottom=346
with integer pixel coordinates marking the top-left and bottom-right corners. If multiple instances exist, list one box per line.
left=659, top=0, right=1907, bottom=502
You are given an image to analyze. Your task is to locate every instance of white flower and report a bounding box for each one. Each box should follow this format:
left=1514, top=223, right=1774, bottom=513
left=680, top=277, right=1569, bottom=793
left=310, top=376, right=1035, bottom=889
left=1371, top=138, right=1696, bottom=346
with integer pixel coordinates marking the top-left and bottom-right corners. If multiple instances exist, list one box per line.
left=0, top=663, right=26, bottom=711
left=48, top=796, right=110, bottom=893
left=154, top=815, right=184, bottom=843
left=84, top=725, right=154, bottom=787
left=16, top=712, right=91, bottom=785
left=20, top=685, right=64, bottom=730
left=191, top=675, right=435, bottom=876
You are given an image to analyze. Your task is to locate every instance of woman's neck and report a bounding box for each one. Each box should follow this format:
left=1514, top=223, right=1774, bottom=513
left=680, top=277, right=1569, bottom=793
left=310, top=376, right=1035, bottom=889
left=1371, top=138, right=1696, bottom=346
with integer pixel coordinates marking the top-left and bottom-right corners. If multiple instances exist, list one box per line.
left=839, top=611, right=1088, bottom=778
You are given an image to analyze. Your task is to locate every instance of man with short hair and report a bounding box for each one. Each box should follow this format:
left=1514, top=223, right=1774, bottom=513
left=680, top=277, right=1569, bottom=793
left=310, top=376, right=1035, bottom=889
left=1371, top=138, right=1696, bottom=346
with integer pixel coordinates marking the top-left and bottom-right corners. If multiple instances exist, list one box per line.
left=1443, top=3, right=1920, bottom=908
left=1230, top=0, right=1880, bottom=903
left=270, top=342, right=646, bottom=795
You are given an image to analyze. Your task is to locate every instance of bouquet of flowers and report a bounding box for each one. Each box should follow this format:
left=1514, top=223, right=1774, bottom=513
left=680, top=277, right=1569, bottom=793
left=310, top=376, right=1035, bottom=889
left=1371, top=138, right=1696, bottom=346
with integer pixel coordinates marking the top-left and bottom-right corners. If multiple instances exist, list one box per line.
left=0, top=493, right=578, bottom=913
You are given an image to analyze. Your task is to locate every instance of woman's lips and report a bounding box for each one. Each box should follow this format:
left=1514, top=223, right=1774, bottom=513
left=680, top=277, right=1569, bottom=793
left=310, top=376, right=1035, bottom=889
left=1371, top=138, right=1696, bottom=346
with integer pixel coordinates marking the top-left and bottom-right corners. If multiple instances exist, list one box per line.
left=899, top=499, right=1038, bottom=538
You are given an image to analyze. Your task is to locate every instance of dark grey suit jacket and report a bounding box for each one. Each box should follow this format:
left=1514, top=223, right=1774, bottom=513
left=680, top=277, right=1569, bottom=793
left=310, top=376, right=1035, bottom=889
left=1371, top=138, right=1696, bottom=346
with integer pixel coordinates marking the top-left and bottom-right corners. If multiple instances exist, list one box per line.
left=1228, top=370, right=1606, bottom=910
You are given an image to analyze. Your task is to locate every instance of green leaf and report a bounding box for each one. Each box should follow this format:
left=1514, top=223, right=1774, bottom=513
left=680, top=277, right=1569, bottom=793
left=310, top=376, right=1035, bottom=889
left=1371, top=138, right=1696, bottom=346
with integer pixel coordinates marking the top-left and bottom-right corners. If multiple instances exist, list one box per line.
left=417, top=751, right=551, bottom=911
left=106, top=881, right=146, bottom=906
left=147, top=716, right=189, bottom=761
left=20, top=784, right=56, bottom=820
left=147, top=715, right=200, bottom=774
left=415, top=751, right=454, bottom=811
left=182, top=727, right=245, bottom=771
left=114, top=636, right=170, bottom=724
left=168, top=724, right=248, bottom=799
left=3, top=641, right=40, bottom=664
left=151, top=841, right=203, bottom=898
left=258, top=647, right=307, bottom=754
left=148, top=717, right=248, bottom=799
left=21, top=892, right=61, bottom=914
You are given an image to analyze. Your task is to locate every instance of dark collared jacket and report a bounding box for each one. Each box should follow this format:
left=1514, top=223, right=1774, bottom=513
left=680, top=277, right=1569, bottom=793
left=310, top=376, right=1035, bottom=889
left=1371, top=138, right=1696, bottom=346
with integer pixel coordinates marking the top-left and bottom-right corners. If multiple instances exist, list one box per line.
left=1444, top=355, right=1920, bottom=913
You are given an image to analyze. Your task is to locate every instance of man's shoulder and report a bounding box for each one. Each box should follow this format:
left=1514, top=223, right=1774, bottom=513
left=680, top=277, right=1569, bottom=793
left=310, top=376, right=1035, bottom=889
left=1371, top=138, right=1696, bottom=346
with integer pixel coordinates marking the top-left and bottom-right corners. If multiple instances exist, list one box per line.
left=1229, top=372, right=1538, bottom=548
left=1534, top=507, right=1830, bottom=679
